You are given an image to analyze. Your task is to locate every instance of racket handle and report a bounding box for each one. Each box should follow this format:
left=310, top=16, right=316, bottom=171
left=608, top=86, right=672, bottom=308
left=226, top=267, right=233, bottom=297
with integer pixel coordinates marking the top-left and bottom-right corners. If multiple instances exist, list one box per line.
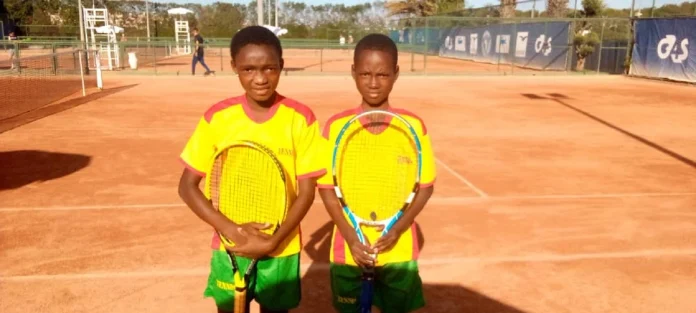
left=359, top=270, right=375, bottom=313
left=234, top=290, right=247, bottom=313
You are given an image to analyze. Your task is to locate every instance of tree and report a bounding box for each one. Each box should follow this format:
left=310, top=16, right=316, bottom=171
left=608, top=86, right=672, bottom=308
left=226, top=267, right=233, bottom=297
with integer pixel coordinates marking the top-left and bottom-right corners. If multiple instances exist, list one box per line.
left=580, top=0, right=605, bottom=17
left=573, top=0, right=605, bottom=71
left=547, top=0, right=568, bottom=17
left=500, top=0, right=516, bottom=18
left=4, top=0, right=34, bottom=24
left=573, top=31, right=600, bottom=71
left=385, top=0, right=437, bottom=17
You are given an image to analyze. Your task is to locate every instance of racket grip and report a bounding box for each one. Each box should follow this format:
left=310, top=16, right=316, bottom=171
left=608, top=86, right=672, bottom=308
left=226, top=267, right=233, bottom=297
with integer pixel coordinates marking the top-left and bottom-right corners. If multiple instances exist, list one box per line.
left=359, top=271, right=375, bottom=313
left=234, top=290, right=247, bottom=313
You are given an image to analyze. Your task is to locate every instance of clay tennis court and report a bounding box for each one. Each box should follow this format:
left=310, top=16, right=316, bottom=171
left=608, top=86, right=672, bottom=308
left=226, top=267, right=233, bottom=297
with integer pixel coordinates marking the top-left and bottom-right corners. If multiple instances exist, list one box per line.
left=125, top=47, right=542, bottom=75
left=1, top=74, right=695, bottom=313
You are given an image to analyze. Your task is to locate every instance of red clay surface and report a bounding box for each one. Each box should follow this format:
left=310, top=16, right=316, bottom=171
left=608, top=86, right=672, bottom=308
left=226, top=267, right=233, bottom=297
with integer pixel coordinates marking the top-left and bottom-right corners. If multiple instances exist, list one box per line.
left=119, top=48, right=542, bottom=75
left=1, top=75, right=696, bottom=313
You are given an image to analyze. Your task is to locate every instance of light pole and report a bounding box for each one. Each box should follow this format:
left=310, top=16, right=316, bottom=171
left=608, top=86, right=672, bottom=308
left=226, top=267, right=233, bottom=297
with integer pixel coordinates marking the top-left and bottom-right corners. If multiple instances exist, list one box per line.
left=275, top=0, right=279, bottom=27
left=78, top=0, right=86, bottom=48
left=145, top=0, right=151, bottom=40
left=257, top=0, right=263, bottom=25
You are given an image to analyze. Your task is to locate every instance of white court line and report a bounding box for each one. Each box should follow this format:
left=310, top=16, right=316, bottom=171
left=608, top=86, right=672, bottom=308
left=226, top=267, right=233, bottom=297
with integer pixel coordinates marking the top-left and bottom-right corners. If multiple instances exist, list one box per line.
left=0, top=198, right=481, bottom=212
left=435, top=158, right=489, bottom=198
left=493, top=192, right=696, bottom=200
left=2, top=192, right=696, bottom=212
left=3, top=248, right=696, bottom=282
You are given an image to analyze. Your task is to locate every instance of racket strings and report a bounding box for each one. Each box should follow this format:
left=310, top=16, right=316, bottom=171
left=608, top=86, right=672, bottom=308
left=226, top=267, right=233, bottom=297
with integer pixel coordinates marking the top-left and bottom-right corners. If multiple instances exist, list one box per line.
left=210, top=145, right=287, bottom=240
left=338, top=116, right=418, bottom=223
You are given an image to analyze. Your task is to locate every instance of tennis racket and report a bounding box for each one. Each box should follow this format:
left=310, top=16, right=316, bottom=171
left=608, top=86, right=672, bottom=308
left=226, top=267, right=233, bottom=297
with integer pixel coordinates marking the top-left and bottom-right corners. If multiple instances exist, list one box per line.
left=204, top=140, right=289, bottom=313
left=330, top=110, right=423, bottom=313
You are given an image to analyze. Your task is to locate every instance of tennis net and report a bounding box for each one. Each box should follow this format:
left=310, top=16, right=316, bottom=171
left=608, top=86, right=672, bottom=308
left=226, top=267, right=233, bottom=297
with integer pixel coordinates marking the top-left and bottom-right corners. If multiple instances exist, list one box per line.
left=0, top=49, right=102, bottom=122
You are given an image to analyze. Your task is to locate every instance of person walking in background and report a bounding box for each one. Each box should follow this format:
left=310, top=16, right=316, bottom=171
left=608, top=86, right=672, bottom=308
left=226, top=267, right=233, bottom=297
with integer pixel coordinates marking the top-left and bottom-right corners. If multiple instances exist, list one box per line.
left=8, top=31, right=18, bottom=70
left=191, top=28, right=214, bottom=76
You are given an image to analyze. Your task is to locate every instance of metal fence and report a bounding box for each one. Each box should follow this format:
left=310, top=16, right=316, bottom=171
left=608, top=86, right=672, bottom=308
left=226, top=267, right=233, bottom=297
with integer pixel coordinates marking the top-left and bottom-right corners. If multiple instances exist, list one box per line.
left=0, top=17, right=635, bottom=76
left=389, top=16, right=633, bottom=75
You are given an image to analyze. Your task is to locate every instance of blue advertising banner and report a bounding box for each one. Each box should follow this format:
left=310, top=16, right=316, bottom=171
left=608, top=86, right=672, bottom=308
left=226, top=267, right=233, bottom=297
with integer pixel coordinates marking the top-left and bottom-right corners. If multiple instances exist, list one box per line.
left=630, top=18, right=696, bottom=83
left=438, top=22, right=571, bottom=71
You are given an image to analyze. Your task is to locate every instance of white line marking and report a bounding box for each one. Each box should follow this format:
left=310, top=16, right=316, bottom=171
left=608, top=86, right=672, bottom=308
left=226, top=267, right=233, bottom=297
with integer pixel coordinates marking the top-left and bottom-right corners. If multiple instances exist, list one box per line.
left=2, top=192, right=695, bottom=212
left=435, top=158, right=489, bottom=198
left=493, top=192, right=696, bottom=200
left=3, top=248, right=695, bottom=282
left=0, top=203, right=187, bottom=212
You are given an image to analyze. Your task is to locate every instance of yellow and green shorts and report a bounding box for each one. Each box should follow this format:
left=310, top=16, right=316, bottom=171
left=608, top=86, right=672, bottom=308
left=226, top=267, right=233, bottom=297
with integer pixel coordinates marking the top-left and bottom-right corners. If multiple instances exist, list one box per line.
left=330, top=261, right=425, bottom=313
left=204, top=250, right=301, bottom=311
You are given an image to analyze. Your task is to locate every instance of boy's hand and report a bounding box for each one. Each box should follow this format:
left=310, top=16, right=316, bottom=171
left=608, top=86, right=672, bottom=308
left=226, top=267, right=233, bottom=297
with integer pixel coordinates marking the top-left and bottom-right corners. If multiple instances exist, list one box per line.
left=226, top=227, right=277, bottom=259
left=348, top=238, right=376, bottom=268
left=372, top=230, right=400, bottom=254
left=239, top=222, right=273, bottom=237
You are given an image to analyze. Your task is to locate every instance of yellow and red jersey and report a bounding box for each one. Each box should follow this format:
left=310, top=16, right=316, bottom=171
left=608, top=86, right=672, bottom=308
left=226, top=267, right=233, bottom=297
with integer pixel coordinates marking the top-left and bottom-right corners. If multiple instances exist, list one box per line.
left=180, top=93, right=325, bottom=257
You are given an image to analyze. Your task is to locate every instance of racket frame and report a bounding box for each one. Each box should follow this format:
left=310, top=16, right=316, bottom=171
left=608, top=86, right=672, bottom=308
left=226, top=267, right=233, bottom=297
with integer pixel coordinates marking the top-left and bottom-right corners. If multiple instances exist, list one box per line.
left=204, top=140, right=289, bottom=313
left=330, top=110, right=423, bottom=312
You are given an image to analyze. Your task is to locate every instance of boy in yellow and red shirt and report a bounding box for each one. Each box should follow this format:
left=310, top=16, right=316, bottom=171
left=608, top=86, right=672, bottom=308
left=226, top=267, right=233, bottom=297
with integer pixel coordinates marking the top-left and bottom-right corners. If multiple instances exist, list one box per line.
left=317, top=34, right=437, bottom=313
left=178, top=26, right=324, bottom=313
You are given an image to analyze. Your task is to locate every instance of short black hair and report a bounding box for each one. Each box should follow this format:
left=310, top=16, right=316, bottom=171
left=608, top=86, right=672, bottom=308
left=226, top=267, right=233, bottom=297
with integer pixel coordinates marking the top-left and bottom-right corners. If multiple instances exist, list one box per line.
left=353, top=33, right=398, bottom=68
left=230, top=26, right=283, bottom=60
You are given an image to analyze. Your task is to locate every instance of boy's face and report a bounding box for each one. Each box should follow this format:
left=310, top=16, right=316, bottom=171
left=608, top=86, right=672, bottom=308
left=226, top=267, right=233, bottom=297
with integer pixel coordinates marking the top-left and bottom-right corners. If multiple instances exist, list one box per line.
left=352, top=50, right=399, bottom=107
left=231, top=44, right=283, bottom=104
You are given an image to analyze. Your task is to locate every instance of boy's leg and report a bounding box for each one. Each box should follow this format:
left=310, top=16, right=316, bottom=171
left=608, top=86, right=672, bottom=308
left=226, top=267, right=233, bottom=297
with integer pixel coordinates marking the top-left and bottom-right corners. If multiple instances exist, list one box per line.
left=374, top=261, right=425, bottom=313
left=254, top=253, right=301, bottom=312
left=329, top=263, right=364, bottom=313
left=199, top=54, right=212, bottom=73
left=191, top=55, right=199, bottom=75
left=204, top=250, right=256, bottom=313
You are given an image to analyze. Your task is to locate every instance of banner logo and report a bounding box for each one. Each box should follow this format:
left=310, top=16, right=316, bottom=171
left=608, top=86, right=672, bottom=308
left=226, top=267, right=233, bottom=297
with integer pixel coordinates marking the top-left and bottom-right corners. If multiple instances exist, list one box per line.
left=535, top=34, right=553, bottom=56
left=455, top=36, right=466, bottom=51
left=444, top=36, right=453, bottom=50
left=515, top=32, right=529, bottom=57
left=470, top=34, right=478, bottom=55
left=496, top=35, right=511, bottom=54
left=657, top=35, right=689, bottom=64
left=482, top=31, right=492, bottom=56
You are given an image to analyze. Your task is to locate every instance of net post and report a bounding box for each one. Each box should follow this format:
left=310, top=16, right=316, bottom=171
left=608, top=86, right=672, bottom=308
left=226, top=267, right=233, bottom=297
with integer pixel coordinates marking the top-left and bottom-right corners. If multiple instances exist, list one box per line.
left=543, top=21, right=548, bottom=72
left=95, top=50, right=103, bottom=90
left=153, top=44, right=158, bottom=75
left=52, top=44, right=58, bottom=75
left=511, top=20, right=516, bottom=75
left=566, top=20, right=575, bottom=72
left=596, top=20, right=606, bottom=74
left=423, top=17, right=429, bottom=74
left=79, top=50, right=87, bottom=97
left=16, top=42, right=22, bottom=74
left=496, top=22, right=502, bottom=74
left=320, top=48, right=324, bottom=72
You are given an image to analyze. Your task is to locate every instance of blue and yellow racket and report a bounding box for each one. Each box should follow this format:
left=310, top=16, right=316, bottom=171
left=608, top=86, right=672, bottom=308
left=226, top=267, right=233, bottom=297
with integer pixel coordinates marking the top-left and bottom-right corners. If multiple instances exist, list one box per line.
left=330, top=110, right=423, bottom=313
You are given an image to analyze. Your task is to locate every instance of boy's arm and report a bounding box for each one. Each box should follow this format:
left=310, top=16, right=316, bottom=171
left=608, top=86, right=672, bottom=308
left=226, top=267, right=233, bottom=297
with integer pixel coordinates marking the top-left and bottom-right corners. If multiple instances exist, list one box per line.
left=269, top=177, right=316, bottom=247
left=372, top=186, right=433, bottom=252
left=318, top=188, right=376, bottom=267
left=178, top=168, right=248, bottom=245
left=373, top=119, right=436, bottom=253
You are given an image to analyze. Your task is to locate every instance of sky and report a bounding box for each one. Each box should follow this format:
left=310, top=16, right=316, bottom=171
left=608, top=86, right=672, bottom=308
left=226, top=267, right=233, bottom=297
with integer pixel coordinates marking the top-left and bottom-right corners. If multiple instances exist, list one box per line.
left=148, top=0, right=691, bottom=10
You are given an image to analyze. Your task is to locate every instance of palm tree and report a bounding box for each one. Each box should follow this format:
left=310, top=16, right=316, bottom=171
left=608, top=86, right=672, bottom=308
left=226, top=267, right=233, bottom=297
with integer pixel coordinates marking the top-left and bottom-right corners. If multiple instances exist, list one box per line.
left=547, top=0, right=569, bottom=17
left=499, top=0, right=516, bottom=18
left=385, top=0, right=438, bottom=18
